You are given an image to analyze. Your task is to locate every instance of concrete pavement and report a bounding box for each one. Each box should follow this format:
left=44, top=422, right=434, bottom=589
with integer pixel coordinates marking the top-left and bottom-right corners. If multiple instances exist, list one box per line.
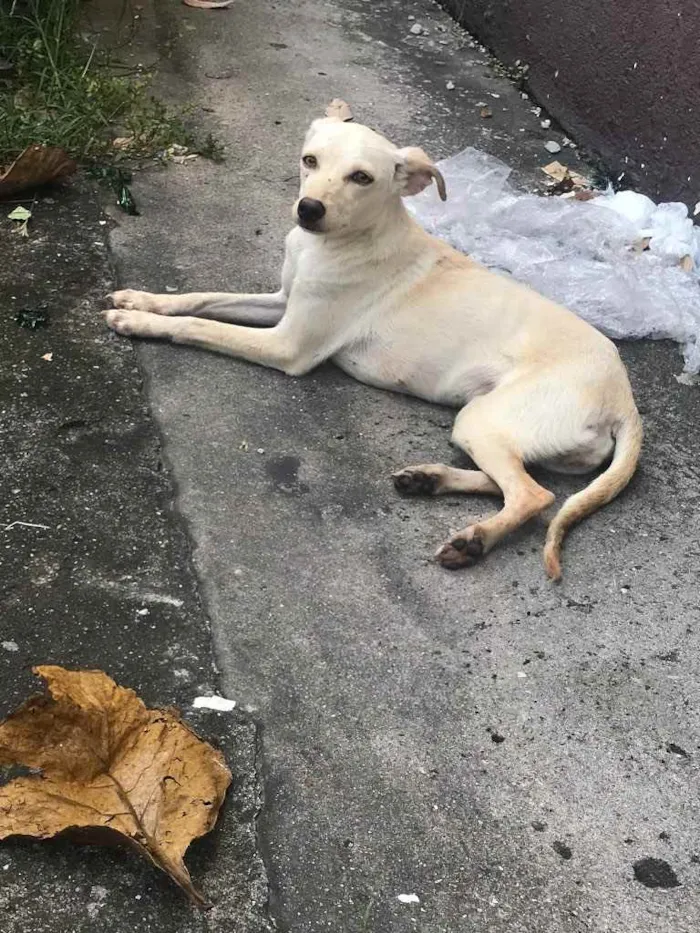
left=3, top=0, right=700, bottom=930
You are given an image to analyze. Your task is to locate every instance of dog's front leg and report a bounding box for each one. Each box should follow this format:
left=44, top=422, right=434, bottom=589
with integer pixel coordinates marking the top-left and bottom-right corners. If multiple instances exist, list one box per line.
left=110, top=235, right=299, bottom=326
left=103, top=300, right=333, bottom=377
left=109, top=289, right=287, bottom=327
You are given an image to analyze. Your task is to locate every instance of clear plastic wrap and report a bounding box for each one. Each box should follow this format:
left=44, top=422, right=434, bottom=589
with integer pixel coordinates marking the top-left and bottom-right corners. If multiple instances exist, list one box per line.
left=408, top=148, right=700, bottom=376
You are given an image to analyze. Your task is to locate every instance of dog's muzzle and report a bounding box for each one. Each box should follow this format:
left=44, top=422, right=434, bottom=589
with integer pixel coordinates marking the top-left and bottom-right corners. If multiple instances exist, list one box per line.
left=297, top=197, right=326, bottom=230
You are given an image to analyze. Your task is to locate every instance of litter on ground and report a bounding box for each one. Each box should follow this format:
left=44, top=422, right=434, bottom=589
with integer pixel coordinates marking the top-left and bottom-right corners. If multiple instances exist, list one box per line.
left=409, top=147, right=700, bottom=377
left=15, top=307, right=48, bottom=330
left=193, top=695, right=237, bottom=711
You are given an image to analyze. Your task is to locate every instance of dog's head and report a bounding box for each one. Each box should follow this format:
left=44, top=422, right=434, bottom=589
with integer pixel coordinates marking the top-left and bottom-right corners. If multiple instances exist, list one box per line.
left=294, top=104, right=446, bottom=236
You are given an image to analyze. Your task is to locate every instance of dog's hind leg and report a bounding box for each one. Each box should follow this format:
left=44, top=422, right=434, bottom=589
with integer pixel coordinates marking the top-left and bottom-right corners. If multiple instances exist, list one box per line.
left=393, top=464, right=501, bottom=497
left=434, top=397, right=555, bottom=569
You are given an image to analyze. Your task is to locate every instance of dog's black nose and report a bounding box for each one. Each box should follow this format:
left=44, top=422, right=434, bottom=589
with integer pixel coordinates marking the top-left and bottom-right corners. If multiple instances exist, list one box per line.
left=297, top=197, right=326, bottom=225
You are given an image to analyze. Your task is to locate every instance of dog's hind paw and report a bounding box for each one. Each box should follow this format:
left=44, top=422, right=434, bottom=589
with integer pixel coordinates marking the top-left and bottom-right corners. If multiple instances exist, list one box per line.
left=435, top=531, right=484, bottom=569
left=392, top=467, right=440, bottom=496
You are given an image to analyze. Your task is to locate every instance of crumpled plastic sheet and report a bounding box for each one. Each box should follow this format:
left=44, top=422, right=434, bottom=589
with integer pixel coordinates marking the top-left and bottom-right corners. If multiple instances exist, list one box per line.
left=408, top=148, right=700, bottom=376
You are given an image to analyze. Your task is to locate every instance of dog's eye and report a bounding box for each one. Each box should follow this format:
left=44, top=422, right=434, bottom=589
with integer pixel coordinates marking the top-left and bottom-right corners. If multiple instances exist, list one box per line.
left=302, top=155, right=318, bottom=169
left=349, top=170, right=373, bottom=186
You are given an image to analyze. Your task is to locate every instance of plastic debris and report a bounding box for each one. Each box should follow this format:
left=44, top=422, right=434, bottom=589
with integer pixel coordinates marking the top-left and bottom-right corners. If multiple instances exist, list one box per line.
left=408, top=147, right=700, bottom=375
left=192, top=695, right=237, bottom=712
left=397, top=894, right=420, bottom=904
left=15, top=307, right=49, bottom=330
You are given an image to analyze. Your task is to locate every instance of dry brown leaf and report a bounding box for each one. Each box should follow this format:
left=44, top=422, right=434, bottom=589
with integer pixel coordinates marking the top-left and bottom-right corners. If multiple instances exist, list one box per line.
left=573, top=189, right=601, bottom=201
left=479, top=106, right=493, bottom=119
left=112, top=136, right=135, bottom=150
left=541, top=160, right=569, bottom=183
left=0, top=666, right=231, bottom=907
left=680, top=254, right=694, bottom=272
left=0, top=145, right=76, bottom=200
left=541, top=160, right=590, bottom=190
left=325, top=98, right=354, bottom=122
left=182, top=0, right=234, bottom=7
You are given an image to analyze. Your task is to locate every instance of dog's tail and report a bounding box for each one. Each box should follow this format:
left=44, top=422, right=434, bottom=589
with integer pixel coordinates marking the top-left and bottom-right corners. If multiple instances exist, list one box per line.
left=543, top=407, right=643, bottom=580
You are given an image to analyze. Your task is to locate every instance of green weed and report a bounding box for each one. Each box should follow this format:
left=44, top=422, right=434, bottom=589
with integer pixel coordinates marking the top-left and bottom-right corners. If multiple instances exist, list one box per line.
left=0, top=1, right=220, bottom=166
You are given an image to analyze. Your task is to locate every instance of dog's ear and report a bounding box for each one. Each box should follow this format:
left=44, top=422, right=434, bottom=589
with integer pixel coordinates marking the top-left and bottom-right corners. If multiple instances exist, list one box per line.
left=396, top=147, right=447, bottom=201
left=324, top=99, right=354, bottom=122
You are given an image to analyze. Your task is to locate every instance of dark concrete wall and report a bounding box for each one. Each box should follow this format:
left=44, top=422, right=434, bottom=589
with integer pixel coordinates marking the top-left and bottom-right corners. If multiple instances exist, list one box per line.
left=439, top=0, right=699, bottom=204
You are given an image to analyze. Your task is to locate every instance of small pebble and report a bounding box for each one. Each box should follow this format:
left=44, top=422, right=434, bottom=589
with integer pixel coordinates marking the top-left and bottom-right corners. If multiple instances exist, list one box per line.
left=410, top=23, right=423, bottom=35
left=544, top=140, right=562, bottom=153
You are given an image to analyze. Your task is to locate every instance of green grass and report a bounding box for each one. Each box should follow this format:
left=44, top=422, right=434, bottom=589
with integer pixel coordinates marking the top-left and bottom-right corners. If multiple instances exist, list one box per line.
left=0, top=0, right=219, bottom=167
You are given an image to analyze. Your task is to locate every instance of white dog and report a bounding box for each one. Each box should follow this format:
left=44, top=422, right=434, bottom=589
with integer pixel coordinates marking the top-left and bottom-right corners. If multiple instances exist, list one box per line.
left=105, top=102, right=642, bottom=578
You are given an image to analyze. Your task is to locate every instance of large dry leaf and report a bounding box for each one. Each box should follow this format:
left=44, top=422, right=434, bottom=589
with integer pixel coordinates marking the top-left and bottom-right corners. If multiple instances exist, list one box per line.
left=0, top=145, right=76, bottom=200
left=0, top=666, right=231, bottom=907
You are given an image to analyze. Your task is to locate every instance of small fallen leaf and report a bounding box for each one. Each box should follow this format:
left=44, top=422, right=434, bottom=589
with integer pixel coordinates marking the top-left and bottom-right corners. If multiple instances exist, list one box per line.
left=480, top=106, right=493, bottom=119
left=680, top=254, right=694, bottom=272
left=0, top=666, right=231, bottom=907
left=325, top=98, right=353, bottom=122
left=0, top=145, right=76, bottom=200
left=541, top=161, right=568, bottom=183
left=541, top=161, right=590, bottom=195
left=182, top=0, right=234, bottom=7
left=41, top=352, right=53, bottom=361
left=8, top=205, right=31, bottom=222
left=112, top=136, right=135, bottom=150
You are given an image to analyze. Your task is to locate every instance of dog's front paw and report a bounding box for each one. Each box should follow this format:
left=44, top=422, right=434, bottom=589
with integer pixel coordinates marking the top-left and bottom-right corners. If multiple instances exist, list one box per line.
left=103, top=308, right=173, bottom=339
left=109, top=289, right=173, bottom=314
left=435, top=529, right=484, bottom=569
